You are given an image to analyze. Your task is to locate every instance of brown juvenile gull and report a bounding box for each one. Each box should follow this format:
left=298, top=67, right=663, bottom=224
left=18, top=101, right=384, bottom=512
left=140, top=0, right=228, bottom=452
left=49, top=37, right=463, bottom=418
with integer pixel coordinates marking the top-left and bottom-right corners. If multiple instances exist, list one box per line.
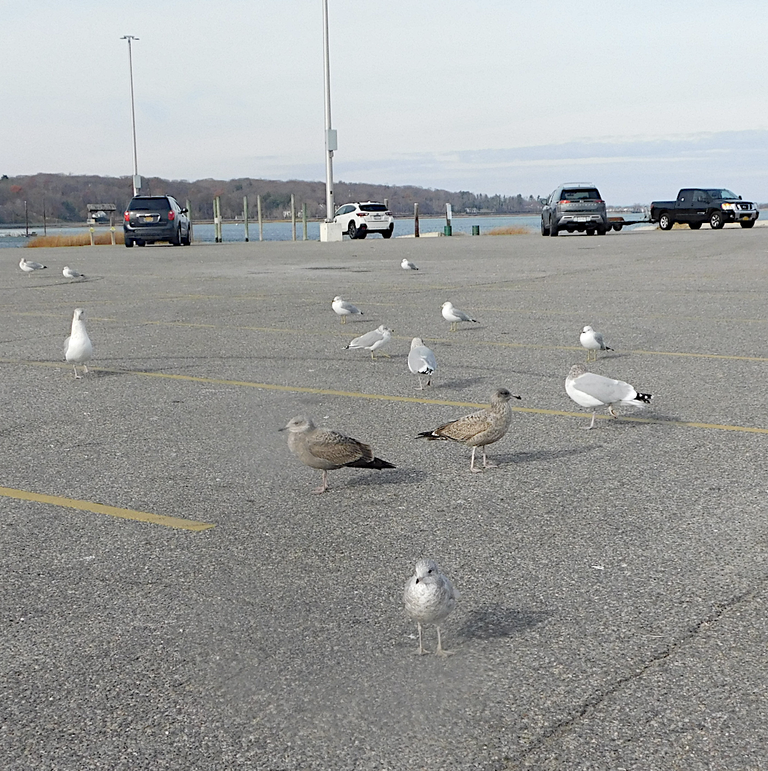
left=441, top=301, right=478, bottom=332
left=408, top=337, right=436, bottom=389
left=403, top=558, right=459, bottom=656
left=580, top=325, right=613, bottom=362
left=332, top=296, right=363, bottom=324
left=565, top=363, right=653, bottom=429
left=280, top=415, right=395, bottom=493
left=417, top=387, right=520, bottom=472
left=64, top=308, right=93, bottom=379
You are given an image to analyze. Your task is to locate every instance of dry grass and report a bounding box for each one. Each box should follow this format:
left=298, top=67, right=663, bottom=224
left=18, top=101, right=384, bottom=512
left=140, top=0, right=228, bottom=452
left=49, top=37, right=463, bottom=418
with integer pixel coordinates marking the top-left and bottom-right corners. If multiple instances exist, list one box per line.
left=487, top=226, right=530, bottom=236
left=26, top=231, right=124, bottom=248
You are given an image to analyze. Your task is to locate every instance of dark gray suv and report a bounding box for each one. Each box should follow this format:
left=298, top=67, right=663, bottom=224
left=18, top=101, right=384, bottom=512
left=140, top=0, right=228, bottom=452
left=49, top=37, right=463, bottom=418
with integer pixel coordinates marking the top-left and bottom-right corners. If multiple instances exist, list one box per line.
left=541, top=183, right=609, bottom=237
left=123, top=195, right=191, bottom=247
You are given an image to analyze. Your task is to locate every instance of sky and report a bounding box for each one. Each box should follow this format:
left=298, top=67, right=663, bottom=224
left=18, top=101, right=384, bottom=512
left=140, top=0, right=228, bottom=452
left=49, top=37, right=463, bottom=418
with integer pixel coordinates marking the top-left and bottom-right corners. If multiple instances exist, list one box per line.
left=3, top=1, right=768, bottom=204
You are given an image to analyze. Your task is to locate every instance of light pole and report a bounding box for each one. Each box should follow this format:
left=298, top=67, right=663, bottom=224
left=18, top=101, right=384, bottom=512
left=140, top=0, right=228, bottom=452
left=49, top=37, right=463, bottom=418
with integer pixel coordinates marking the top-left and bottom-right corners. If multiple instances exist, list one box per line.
left=121, top=35, right=140, bottom=195
left=322, top=0, right=336, bottom=224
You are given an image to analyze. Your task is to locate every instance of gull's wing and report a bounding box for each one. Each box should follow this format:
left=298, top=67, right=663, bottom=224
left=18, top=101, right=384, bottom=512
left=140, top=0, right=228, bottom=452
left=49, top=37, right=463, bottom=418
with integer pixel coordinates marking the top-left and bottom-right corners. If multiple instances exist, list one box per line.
left=306, top=428, right=372, bottom=465
left=572, top=372, right=633, bottom=404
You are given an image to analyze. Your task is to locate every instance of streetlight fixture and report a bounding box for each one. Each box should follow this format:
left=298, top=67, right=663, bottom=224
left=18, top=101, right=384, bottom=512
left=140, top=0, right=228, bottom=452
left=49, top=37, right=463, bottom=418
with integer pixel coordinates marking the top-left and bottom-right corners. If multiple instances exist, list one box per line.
left=120, top=35, right=141, bottom=195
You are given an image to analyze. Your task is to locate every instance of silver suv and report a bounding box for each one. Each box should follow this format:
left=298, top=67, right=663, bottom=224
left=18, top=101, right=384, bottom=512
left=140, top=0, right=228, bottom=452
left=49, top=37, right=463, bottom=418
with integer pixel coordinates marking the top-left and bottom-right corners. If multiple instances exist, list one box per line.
left=123, top=195, right=191, bottom=247
left=541, top=183, right=608, bottom=237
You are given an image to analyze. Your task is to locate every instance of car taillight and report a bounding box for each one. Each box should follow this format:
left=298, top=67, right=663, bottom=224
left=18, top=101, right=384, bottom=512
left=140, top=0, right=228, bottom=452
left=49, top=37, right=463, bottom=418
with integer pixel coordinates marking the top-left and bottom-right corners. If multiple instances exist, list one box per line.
left=559, top=199, right=569, bottom=204
left=596, top=200, right=604, bottom=204
left=168, top=210, right=175, bottom=220
left=124, top=211, right=130, bottom=221
left=356, top=212, right=367, bottom=217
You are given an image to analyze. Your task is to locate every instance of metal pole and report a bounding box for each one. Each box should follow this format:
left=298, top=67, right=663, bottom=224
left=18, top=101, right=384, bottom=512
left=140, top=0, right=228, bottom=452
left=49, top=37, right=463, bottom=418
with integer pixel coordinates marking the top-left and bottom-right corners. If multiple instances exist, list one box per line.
left=414, top=202, right=419, bottom=238
left=291, top=194, right=296, bottom=241
left=121, top=36, right=140, bottom=195
left=243, top=196, right=250, bottom=242
left=186, top=199, right=193, bottom=243
left=302, top=202, right=308, bottom=240
left=322, top=0, right=334, bottom=222
left=257, top=195, right=263, bottom=241
left=24, top=200, right=29, bottom=236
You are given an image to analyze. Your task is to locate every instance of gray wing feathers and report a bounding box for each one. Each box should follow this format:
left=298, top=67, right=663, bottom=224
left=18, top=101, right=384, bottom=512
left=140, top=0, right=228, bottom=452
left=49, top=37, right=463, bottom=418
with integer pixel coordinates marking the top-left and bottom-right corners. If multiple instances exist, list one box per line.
left=572, top=372, right=635, bottom=404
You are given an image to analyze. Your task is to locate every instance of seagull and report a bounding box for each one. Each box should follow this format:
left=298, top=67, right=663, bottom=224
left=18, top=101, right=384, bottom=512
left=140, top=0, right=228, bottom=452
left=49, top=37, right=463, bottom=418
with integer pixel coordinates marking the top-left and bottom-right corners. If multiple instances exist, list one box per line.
left=442, top=301, right=478, bottom=332
left=401, top=258, right=419, bottom=271
left=408, top=337, right=437, bottom=389
left=332, top=296, right=363, bottom=324
left=580, top=325, right=613, bottom=362
left=280, top=415, right=395, bottom=493
left=64, top=308, right=93, bottom=379
left=19, top=257, right=47, bottom=274
left=565, top=364, right=653, bottom=429
left=403, top=558, right=459, bottom=656
left=417, top=387, right=520, bottom=472
left=63, top=266, right=85, bottom=280
left=344, top=325, right=393, bottom=359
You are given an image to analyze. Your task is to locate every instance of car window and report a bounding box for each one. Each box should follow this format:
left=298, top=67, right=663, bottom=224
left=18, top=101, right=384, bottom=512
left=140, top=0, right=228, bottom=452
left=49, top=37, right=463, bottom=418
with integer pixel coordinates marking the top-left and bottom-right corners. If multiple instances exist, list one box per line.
left=705, top=189, right=737, bottom=200
left=129, top=197, right=170, bottom=210
left=561, top=189, right=600, bottom=201
left=359, top=203, right=388, bottom=212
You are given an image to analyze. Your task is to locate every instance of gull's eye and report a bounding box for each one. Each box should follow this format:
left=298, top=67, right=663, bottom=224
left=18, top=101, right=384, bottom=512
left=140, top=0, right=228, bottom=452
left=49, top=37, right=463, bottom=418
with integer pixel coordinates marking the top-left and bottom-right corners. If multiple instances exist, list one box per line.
left=428, top=569, right=433, bottom=574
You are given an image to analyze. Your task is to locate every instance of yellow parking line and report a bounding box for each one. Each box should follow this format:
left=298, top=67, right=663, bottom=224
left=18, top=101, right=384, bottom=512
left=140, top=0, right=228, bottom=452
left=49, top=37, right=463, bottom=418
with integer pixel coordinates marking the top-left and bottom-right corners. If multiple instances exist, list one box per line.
left=0, top=486, right=215, bottom=531
left=4, top=358, right=768, bottom=435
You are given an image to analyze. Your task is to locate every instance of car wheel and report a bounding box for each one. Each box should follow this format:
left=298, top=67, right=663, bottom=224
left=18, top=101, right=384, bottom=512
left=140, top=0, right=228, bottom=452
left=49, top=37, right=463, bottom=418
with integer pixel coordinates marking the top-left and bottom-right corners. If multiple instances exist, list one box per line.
left=347, top=222, right=358, bottom=239
left=658, top=212, right=673, bottom=230
left=381, top=225, right=393, bottom=239
left=540, top=218, right=550, bottom=236
left=586, top=229, right=596, bottom=236
left=596, top=227, right=607, bottom=236
left=124, top=238, right=134, bottom=248
left=171, top=227, right=182, bottom=246
left=549, top=221, right=559, bottom=237
left=358, top=227, right=368, bottom=239
left=709, top=211, right=725, bottom=230
left=740, top=220, right=755, bottom=229
left=613, top=224, right=623, bottom=232
left=689, top=222, right=702, bottom=230
left=137, top=240, right=146, bottom=246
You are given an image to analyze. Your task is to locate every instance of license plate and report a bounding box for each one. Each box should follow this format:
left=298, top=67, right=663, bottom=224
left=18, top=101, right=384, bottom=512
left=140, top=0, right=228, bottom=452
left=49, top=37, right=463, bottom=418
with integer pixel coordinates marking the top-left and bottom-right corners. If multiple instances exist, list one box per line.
left=371, top=215, right=382, bottom=220
left=574, top=217, right=588, bottom=222
left=143, top=215, right=153, bottom=222
left=741, top=216, right=750, bottom=221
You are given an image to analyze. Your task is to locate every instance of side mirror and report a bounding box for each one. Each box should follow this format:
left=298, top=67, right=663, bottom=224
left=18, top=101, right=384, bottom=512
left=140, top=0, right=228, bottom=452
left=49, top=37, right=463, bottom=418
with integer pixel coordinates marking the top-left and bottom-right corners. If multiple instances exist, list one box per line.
left=181, top=208, right=188, bottom=214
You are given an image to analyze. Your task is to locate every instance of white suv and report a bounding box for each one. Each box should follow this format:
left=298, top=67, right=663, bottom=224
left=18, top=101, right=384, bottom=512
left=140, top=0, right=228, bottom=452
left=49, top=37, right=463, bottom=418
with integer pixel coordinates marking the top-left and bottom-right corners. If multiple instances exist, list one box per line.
left=333, top=202, right=394, bottom=239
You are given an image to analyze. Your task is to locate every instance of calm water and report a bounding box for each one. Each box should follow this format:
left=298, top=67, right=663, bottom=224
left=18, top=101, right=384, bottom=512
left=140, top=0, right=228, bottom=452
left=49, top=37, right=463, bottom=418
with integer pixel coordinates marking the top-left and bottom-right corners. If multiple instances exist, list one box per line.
left=0, top=215, right=544, bottom=248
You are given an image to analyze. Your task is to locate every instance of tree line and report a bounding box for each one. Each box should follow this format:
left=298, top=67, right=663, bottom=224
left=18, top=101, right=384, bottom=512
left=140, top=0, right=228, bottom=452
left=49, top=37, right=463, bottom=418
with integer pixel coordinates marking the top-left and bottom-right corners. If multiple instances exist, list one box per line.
left=0, top=173, right=542, bottom=224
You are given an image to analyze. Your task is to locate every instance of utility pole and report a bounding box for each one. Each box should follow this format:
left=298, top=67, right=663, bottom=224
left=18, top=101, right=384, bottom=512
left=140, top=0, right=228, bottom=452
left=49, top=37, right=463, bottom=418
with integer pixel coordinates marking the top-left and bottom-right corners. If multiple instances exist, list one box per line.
left=121, top=35, right=141, bottom=195
left=322, top=0, right=336, bottom=224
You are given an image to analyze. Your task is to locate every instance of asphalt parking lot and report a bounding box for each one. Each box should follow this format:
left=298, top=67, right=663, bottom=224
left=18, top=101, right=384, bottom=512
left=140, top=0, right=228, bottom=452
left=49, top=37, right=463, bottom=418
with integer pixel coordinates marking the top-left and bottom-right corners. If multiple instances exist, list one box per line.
left=2, top=226, right=768, bottom=770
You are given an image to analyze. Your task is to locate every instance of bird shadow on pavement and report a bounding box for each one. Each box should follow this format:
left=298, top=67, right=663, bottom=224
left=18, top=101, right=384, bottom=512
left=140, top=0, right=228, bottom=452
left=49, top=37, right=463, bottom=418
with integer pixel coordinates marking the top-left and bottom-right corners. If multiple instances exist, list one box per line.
left=344, top=467, right=428, bottom=488
left=458, top=604, right=551, bottom=640
left=494, top=445, right=601, bottom=465
left=435, top=377, right=487, bottom=390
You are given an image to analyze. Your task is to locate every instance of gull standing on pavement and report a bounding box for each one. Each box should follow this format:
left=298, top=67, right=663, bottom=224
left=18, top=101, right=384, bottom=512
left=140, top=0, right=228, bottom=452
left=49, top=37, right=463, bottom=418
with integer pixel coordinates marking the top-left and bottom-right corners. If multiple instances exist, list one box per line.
left=580, top=325, right=613, bottom=362
left=565, top=364, right=652, bottom=429
left=441, top=301, right=478, bottom=332
left=408, top=337, right=437, bottom=389
left=280, top=415, right=395, bottom=493
left=417, top=388, right=520, bottom=472
left=403, top=558, right=459, bottom=656
left=64, top=308, right=93, bottom=379
left=344, top=325, right=393, bottom=359
left=332, top=296, right=364, bottom=324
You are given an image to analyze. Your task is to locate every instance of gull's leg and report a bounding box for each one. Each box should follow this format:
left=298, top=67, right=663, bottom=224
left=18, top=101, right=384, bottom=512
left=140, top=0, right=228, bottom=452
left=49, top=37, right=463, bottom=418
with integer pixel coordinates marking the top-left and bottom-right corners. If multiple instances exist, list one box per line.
left=370, top=350, right=375, bottom=360
left=72, top=365, right=81, bottom=379
left=415, top=376, right=424, bottom=390
left=435, top=626, right=454, bottom=657
left=83, top=365, right=89, bottom=374
left=470, top=447, right=482, bottom=473
left=583, top=411, right=597, bottom=430
left=482, top=447, right=498, bottom=468
left=341, top=315, right=346, bottom=324
left=413, top=622, right=429, bottom=655
left=311, top=470, right=329, bottom=494
left=608, top=406, right=619, bottom=417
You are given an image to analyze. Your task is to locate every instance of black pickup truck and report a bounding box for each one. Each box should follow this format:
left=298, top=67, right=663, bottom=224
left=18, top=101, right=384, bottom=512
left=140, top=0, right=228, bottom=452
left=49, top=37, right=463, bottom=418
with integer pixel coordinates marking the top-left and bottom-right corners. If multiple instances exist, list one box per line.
left=650, top=188, right=759, bottom=230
